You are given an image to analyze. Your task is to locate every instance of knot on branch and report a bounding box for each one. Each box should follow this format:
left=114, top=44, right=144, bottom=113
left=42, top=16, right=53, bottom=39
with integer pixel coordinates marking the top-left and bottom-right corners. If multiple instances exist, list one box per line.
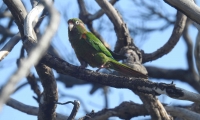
left=119, top=46, right=148, bottom=75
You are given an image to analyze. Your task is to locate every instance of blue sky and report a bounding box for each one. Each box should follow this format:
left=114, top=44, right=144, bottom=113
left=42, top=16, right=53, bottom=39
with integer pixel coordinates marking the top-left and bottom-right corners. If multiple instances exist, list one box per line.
left=0, top=0, right=199, bottom=120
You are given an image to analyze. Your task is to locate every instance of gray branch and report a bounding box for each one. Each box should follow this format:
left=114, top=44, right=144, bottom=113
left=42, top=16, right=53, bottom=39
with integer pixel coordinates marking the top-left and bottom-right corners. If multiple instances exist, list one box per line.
left=41, top=54, right=200, bottom=103
left=6, top=98, right=67, bottom=120
left=0, top=0, right=60, bottom=111
left=0, top=33, right=21, bottom=61
left=164, top=0, right=200, bottom=25
left=142, top=11, right=187, bottom=63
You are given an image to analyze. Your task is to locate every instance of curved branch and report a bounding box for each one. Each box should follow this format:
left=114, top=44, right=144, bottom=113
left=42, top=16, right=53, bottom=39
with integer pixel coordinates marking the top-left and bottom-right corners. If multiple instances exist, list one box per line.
left=142, top=11, right=186, bottom=63
left=24, top=2, right=45, bottom=40
left=164, top=0, right=200, bottom=25
left=95, top=0, right=134, bottom=53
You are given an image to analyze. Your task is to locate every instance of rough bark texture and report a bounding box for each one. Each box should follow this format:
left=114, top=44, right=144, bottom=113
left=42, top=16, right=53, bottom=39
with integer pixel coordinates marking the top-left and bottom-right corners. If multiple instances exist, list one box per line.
left=36, top=63, right=58, bottom=120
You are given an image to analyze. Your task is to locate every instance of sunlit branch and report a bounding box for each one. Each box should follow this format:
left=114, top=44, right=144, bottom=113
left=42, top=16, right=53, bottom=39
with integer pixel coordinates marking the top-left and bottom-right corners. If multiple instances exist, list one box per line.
left=142, top=12, right=186, bottom=63
left=0, top=0, right=60, bottom=111
left=0, top=33, right=21, bottom=61
left=164, top=0, right=200, bottom=24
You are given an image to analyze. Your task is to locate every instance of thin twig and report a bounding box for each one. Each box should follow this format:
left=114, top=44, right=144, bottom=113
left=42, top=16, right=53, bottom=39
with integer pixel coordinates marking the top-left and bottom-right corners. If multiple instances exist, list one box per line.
left=57, top=100, right=80, bottom=120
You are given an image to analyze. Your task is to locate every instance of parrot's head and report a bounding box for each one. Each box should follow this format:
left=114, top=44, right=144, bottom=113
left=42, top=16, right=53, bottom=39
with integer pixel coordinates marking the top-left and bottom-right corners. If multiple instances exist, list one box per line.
left=68, top=18, right=87, bottom=35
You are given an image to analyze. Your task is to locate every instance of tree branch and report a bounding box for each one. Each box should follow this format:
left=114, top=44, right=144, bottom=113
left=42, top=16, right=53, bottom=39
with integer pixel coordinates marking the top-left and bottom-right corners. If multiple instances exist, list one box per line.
left=95, top=0, right=134, bottom=53
left=165, top=106, right=200, bottom=120
left=0, top=33, right=21, bottom=61
left=3, top=0, right=27, bottom=37
left=79, top=101, right=148, bottom=120
left=146, top=66, right=200, bottom=92
left=24, top=2, right=45, bottom=40
left=26, top=73, right=41, bottom=101
left=6, top=98, right=67, bottom=120
left=164, top=0, right=200, bottom=25
left=142, top=11, right=186, bottom=63
left=183, top=19, right=195, bottom=71
left=80, top=101, right=200, bottom=120
left=0, top=0, right=60, bottom=111
left=36, top=63, right=58, bottom=120
left=194, top=23, right=200, bottom=75
left=40, top=54, right=200, bottom=103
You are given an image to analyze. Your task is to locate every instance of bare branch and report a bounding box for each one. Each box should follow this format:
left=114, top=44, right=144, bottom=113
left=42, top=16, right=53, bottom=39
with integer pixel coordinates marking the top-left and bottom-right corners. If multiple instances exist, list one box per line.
left=81, top=0, right=118, bottom=22
left=79, top=101, right=148, bottom=120
left=0, top=33, right=21, bottom=61
left=0, top=10, right=12, bottom=18
left=40, top=54, right=200, bottom=103
left=77, top=0, right=113, bottom=49
left=36, top=63, right=58, bottom=120
left=183, top=19, right=195, bottom=71
left=194, top=23, right=200, bottom=75
left=6, top=98, right=67, bottom=120
left=30, top=0, right=38, bottom=8
left=26, top=73, right=41, bottom=100
left=0, top=24, right=15, bottom=38
left=95, top=0, right=134, bottom=53
left=79, top=101, right=200, bottom=120
left=165, top=106, right=200, bottom=120
left=3, top=0, right=27, bottom=37
left=142, top=11, right=187, bottom=63
left=146, top=66, right=200, bottom=92
left=24, top=2, right=45, bottom=40
left=57, top=100, right=80, bottom=120
left=164, top=0, right=200, bottom=25
left=136, top=93, right=170, bottom=120
left=0, top=0, right=60, bottom=111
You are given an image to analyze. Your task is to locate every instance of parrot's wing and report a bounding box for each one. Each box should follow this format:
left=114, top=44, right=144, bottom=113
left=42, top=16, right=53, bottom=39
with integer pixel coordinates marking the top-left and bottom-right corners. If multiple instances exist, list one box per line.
left=106, top=48, right=127, bottom=60
left=83, top=32, right=113, bottom=58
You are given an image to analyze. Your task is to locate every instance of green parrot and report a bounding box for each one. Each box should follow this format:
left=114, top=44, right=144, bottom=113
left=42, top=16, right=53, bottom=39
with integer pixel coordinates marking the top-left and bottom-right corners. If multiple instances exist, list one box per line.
left=68, top=18, right=148, bottom=78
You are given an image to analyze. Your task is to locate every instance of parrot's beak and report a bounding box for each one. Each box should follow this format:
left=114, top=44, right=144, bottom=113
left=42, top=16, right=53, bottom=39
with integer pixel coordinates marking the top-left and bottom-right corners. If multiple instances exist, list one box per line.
left=68, top=22, right=74, bottom=31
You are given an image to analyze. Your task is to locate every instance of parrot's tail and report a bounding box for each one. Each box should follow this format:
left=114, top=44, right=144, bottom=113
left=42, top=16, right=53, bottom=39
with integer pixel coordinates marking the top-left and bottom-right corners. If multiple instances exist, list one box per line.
left=109, top=59, right=148, bottom=79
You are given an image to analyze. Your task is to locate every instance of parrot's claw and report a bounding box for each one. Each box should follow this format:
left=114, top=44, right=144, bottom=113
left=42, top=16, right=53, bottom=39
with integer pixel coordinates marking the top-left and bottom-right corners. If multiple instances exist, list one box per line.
left=96, top=64, right=111, bottom=72
left=96, top=65, right=105, bottom=72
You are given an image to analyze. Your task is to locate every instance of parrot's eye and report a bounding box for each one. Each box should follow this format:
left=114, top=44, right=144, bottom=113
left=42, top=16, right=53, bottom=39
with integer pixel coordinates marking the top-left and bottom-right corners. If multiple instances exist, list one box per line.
left=75, top=21, right=79, bottom=25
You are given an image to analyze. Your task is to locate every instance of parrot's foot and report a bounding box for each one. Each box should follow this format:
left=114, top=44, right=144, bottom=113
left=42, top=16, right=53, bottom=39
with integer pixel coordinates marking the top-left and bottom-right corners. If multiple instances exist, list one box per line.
left=96, top=64, right=111, bottom=72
